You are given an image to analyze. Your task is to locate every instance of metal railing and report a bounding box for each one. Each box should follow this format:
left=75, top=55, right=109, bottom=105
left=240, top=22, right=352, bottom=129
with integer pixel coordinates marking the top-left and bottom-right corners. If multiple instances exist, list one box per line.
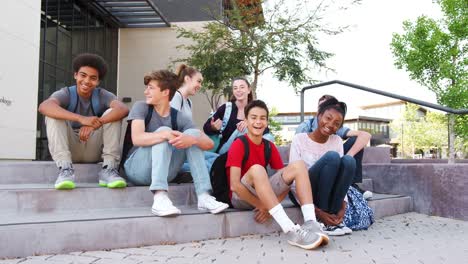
left=300, top=80, right=468, bottom=122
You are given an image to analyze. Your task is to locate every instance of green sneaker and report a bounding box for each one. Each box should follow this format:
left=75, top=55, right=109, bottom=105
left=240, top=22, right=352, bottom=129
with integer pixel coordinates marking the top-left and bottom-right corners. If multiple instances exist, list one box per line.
left=98, top=167, right=127, bottom=188
left=55, top=167, right=76, bottom=190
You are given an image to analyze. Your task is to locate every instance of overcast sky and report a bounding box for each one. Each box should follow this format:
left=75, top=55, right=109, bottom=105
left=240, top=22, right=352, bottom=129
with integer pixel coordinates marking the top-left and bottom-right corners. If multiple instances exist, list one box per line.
left=256, top=0, right=442, bottom=115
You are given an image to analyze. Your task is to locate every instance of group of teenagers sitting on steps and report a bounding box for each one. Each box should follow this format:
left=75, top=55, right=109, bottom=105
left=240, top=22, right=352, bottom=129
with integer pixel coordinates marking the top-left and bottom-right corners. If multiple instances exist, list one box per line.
left=39, top=53, right=374, bottom=250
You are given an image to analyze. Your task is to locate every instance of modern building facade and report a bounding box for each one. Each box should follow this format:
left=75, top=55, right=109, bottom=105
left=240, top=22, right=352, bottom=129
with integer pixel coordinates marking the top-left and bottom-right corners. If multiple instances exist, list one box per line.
left=1, top=0, right=225, bottom=160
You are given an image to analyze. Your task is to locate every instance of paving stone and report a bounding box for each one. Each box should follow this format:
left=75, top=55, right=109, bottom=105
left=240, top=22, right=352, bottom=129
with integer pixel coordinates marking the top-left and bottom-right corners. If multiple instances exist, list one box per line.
left=93, top=259, right=140, bottom=264
left=112, top=247, right=156, bottom=256
left=45, top=254, right=98, bottom=264
left=122, top=254, right=166, bottom=262
left=0, top=213, right=466, bottom=264
left=79, top=250, right=128, bottom=260
left=10, top=260, right=63, bottom=264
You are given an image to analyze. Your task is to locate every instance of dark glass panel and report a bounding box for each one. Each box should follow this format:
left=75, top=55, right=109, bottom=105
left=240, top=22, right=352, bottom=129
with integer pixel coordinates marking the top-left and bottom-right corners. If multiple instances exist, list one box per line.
left=45, top=41, right=57, bottom=65
left=57, top=29, right=72, bottom=69
left=56, top=68, right=67, bottom=89
left=45, top=19, right=57, bottom=44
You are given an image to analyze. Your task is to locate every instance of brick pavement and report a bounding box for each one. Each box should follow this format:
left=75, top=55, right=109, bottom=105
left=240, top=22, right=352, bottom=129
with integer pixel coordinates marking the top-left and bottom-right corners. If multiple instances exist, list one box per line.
left=2, top=213, right=467, bottom=264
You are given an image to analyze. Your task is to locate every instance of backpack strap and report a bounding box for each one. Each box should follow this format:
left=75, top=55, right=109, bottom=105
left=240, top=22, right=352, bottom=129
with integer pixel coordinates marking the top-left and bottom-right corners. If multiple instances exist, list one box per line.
left=177, top=91, right=184, bottom=109
left=238, top=135, right=250, bottom=167
left=90, top=88, right=102, bottom=117
left=308, top=117, right=316, bottom=133
left=170, top=107, right=178, bottom=131
left=145, top=105, right=153, bottom=128
left=220, top=102, right=232, bottom=133
left=67, top=86, right=79, bottom=113
left=66, top=86, right=102, bottom=116
left=187, top=98, right=192, bottom=108
left=176, top=90, right=192, bottom=110
left=262, top=138, right=271, bottom=167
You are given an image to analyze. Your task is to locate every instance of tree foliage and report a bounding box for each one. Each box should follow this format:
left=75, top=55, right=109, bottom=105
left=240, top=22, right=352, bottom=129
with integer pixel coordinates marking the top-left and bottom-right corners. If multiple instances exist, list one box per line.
left=390, top=104, right=448, bottom=158
left=268, top=107, right=284, bottom=145
left=175, top=23, right=250, bottom=111
left=390, top=0, right=467, bottom=139
left=176, top=0, right=360, bottom=106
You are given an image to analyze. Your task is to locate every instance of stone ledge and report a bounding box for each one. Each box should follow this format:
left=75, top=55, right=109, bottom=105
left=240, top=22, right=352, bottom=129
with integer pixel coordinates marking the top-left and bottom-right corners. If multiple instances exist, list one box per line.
left=363, top=163, right=468, bottom=220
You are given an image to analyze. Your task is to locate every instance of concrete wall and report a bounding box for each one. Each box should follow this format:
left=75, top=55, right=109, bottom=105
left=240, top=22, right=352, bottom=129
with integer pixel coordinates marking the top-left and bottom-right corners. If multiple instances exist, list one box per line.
left=118, top=22, right=213, bottom=128
left=0, top=0, right=41, bottom=159
left=363, top=164, right=468, bottom=221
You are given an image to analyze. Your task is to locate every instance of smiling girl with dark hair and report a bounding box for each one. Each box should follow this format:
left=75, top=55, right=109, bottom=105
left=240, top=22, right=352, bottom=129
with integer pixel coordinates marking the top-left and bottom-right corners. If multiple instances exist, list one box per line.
left=289, top=98, right=355, bottom=236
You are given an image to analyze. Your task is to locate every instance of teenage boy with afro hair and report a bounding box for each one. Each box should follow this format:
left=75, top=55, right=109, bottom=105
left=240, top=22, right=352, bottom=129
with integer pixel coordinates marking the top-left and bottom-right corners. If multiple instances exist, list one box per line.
left=39, top=53, right=129, bottom=190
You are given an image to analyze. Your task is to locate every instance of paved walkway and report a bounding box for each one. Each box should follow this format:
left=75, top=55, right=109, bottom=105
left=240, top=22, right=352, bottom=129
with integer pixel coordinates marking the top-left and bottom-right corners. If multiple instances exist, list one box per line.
left=1, top=213, right=467, bottom=264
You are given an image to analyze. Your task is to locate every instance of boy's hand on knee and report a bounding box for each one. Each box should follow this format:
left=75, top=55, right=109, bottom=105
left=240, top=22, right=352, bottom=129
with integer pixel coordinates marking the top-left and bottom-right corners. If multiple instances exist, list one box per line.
left=79, top=126, right=94, bottom=142
left=79, top=116, right=102, bottom=129
left=158, top=130, right=176, bottom=141
left=168, top=132, right=196, bottom=149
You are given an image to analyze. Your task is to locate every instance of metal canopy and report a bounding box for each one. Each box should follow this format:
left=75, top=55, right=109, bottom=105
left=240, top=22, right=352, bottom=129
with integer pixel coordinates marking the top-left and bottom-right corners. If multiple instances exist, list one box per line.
left=91, top=0, right=170, bottom=28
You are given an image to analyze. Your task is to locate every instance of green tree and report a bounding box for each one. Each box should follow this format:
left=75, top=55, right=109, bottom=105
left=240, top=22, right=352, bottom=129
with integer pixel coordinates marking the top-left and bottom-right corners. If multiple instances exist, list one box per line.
left=175, top=23, right=250, bottom=111
left=176, top=0, right=360, bottom=102
left=268, top=107, right=284, bottom=145
left=390, top=0, right=467, bottom=162
left=390, top=104, right=448, bottom=158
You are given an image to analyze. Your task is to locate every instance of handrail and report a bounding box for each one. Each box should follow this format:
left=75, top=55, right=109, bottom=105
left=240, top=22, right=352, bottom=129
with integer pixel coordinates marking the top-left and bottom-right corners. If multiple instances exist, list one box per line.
left=300, top=80, right=468, bottom=122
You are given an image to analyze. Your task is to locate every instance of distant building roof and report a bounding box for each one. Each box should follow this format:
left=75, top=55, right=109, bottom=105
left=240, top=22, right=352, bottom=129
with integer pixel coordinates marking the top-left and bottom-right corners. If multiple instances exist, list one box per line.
left=360, top=100, right=427, bottom=114
left=345, top=116, right=392, bottom=123
left=360, top=100, right=406, bottom=110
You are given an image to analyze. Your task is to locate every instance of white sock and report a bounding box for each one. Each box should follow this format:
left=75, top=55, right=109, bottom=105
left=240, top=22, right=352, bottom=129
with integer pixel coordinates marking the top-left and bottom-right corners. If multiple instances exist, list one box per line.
left=154, top=191, right=168, bottom=200
left=301, top=203, right=317, bottom=222
left=197, top=192, right=211, bottom=200
left=269, top=204, right=296, bottom=233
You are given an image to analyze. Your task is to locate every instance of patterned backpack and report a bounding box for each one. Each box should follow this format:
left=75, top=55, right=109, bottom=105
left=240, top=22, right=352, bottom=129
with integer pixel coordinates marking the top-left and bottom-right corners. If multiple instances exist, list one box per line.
left=344, top=185, right=374, bottom=230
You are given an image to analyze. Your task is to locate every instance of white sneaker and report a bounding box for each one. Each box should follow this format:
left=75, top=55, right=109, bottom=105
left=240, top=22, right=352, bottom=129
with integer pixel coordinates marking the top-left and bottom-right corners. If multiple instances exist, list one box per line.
left=151, top=192, right=181, bottom=216
left=287, top=225, right=323, bottom=250
left=197, top=194, right=229, bottom=214
left=338, top=222, right=353, bottom=234
left=363, top=190, right=373, bottom=200
left=322, top=224, right=346, bottom=236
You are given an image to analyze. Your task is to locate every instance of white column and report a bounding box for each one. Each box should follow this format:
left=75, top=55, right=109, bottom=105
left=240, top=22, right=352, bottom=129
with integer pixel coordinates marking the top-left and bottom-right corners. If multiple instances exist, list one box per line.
left=0, top=0, right=41, bottom=159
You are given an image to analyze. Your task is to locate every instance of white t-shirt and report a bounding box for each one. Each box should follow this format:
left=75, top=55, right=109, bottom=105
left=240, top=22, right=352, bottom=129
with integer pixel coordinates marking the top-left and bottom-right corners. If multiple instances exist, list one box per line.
left=170, top=91, right=192, bottom=118
left=289, top=132, right=346, bottom=204
left=289, top=133, right=343, bottom=167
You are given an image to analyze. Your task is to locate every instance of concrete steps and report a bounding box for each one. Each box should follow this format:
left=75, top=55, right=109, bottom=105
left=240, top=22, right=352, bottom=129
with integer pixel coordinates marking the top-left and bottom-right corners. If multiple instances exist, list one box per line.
left=0, top=194, right=409, bottom=226
left=0, top=161, right=413, bottom=258
left=0, top=184, right=195, bottom=213
left=1, top=194, right=411, bottom=258
left=0, top=161, right=101, bottom=184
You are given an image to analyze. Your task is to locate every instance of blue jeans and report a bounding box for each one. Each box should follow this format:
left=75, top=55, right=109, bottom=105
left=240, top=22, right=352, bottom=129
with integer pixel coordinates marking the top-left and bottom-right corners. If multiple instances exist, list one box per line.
left=124, top=127, right=212, bottom=195
left=181, top=151, right=219, bottom=173
left=343, top=136, right=364, bottom=183
left=308, top=151, right=355, bottom=214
